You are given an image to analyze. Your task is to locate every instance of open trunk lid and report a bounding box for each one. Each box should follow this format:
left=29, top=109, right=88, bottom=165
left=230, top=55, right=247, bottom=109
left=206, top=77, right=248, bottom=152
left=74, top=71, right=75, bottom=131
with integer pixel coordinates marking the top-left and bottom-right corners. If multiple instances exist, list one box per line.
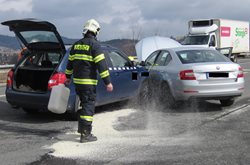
left=1, top=18, right=66, bottom=54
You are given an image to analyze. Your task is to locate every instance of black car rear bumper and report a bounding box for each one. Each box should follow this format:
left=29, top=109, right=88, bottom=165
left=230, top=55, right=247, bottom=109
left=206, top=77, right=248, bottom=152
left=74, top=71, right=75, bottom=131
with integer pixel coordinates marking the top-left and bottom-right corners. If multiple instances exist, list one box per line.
left=5, top=87, right=77, bottom=112
left=5, top=88, right=51, bottom=110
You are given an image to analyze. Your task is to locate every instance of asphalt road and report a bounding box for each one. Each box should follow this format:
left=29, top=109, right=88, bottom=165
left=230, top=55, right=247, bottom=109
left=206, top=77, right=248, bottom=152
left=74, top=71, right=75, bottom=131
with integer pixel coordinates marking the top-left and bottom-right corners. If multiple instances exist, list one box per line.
left=0, top=59, right=250, bottom=164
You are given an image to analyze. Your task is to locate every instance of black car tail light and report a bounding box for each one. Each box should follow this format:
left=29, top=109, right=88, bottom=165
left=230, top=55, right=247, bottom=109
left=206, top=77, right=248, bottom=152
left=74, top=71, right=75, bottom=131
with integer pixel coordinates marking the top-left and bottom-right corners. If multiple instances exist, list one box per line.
left=7, top=69, right=14, bottom=88
left=48, top=72, right=67, bottom=90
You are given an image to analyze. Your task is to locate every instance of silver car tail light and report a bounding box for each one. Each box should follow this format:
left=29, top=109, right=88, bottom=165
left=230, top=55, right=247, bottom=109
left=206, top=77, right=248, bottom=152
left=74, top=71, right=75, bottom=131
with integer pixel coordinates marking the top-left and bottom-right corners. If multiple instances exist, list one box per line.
left=179, top=70, right=196, bottom=80
left=237, top=67, right=244, bottom=78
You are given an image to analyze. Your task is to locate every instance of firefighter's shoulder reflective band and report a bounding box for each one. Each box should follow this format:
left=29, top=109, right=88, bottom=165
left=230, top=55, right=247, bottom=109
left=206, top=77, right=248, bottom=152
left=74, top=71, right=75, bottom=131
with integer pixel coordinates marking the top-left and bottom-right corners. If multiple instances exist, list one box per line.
left=94, top=53, right=105, bottom=63
left=69, top=54, right=94, bottom=62
left=73, top=78, right=98, bottom=85
left=65, top=69, right=73, bottom=75
left=80, top=115, right=93, bottom=122
left=74, top=44, right=90, bottom=51
left=100, top=70, right=110, bottom=78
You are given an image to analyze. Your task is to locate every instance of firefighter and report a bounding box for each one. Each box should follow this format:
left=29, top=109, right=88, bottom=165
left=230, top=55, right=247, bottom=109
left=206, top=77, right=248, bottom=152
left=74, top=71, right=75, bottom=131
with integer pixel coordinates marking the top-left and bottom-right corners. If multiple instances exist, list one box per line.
left=65, top=19, right=113, bottom=143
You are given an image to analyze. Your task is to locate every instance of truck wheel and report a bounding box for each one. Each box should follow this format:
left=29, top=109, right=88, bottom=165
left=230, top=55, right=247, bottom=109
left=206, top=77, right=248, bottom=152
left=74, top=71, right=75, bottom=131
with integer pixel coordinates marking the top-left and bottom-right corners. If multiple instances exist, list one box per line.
left=220, top=98, right=235, bottom=106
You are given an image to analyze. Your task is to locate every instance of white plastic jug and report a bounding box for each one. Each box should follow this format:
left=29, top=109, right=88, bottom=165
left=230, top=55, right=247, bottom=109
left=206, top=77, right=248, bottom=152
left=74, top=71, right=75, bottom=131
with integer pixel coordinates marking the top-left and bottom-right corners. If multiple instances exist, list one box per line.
left=48, top=84, right=70, bottom=114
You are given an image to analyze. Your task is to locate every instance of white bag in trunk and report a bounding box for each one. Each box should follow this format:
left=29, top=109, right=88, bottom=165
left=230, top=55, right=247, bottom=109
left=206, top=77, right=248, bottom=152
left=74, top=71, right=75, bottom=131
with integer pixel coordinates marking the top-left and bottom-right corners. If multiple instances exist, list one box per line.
left=48, top=84, right=70, bottom=114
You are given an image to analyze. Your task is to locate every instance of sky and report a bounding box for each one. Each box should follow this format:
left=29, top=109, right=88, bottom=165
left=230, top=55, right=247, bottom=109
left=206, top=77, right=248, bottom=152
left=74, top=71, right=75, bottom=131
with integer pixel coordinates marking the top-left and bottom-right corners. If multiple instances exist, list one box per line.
left=0, top=0, right=250, bottom=41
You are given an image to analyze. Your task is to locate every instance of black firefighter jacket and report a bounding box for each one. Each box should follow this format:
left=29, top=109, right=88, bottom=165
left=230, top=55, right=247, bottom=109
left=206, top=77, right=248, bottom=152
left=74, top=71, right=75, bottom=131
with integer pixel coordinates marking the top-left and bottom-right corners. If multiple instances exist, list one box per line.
left=65, top=34, right=111, bottom=90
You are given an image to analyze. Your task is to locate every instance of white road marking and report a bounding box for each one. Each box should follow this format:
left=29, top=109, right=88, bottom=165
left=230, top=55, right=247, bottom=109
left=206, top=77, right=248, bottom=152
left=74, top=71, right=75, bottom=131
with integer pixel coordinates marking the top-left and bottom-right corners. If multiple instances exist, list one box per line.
left=211, top=104, right=250, bottom=121
left=0, top=95, right=5, bottom=98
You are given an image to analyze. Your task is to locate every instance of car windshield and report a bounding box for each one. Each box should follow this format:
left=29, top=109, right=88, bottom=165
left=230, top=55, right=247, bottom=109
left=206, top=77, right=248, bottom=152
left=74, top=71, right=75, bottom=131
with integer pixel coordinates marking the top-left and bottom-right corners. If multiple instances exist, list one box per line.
left=20, top=31, right=59, bottom=43
left=176, top=49, right=230, bottom=64
left=182, top=35, right=209, bottom=45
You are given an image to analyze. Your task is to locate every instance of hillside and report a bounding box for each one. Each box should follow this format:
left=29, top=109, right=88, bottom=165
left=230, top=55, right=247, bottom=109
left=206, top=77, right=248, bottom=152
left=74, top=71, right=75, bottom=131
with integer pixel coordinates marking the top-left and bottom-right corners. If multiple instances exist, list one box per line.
left=104, top=39, right=137, bottom=56
left=0, top=34, right=20, bottom=49
left=0, top=35, right=137, bottom=65
left=0, top=35, right=137, bottom=55
left=0, top=34, right=79, bottom=50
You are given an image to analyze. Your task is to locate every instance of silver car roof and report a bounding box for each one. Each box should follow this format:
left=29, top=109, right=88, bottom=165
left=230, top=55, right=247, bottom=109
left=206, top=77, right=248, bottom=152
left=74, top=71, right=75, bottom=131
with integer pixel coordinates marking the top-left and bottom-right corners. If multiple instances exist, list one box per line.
left=164, top=46, right=215, bottom=52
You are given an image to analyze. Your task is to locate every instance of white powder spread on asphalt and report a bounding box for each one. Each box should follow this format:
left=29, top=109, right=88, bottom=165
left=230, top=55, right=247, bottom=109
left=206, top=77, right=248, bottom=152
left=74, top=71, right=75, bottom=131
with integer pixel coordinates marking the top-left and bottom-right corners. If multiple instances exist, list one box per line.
left=45, top=108, right=202, bottom=161
left=46, top=108, right=136, bottom=158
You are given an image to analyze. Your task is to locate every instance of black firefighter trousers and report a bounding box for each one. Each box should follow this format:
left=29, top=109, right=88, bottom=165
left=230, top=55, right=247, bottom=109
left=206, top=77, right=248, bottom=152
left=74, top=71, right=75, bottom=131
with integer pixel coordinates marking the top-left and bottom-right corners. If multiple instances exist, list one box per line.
left=76, top=87, right=96, bottom=134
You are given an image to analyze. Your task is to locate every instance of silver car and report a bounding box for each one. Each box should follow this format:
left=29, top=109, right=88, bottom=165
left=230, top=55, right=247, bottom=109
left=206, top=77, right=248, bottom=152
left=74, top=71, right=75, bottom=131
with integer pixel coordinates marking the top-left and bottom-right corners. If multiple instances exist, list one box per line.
left=139, top=47, right=244, bottom=107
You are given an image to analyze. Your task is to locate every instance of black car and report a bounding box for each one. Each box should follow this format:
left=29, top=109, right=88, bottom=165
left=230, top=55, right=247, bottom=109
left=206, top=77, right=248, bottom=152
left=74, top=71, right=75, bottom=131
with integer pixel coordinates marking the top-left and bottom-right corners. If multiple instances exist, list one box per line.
left=2, top=19, right=147, bottom=114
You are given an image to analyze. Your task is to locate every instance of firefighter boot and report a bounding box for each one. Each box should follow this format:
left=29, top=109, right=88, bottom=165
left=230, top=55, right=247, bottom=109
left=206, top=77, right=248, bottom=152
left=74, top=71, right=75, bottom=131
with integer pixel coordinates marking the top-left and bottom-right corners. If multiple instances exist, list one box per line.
left=80, top=125, right=97, bottom=143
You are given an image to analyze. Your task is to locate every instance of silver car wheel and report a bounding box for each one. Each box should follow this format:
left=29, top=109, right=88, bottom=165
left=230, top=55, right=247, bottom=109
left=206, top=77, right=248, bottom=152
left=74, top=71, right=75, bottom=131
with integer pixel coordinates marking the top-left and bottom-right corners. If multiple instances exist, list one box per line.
left=160, top=83, right=178, bottom=109
left=220, top=98, right=235, bottom=107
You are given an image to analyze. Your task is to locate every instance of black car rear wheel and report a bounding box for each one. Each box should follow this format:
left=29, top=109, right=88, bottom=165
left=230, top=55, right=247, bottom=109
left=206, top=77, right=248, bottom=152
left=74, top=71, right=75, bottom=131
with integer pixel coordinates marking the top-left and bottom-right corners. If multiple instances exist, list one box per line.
left=220, top=98, right=235, bottom=107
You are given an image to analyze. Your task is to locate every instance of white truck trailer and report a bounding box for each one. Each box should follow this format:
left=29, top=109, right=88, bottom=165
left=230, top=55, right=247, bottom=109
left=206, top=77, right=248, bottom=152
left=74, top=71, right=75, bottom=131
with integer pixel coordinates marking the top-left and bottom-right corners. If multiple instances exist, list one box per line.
left=182, top=19, right=250, bottom=62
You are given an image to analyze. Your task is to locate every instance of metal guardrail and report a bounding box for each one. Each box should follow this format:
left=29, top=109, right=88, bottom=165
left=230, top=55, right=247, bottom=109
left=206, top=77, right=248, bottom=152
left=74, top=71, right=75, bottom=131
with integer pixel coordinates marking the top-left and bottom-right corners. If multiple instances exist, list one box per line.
left=0, top=65, right=13, bottom=83
left=0, top=64, right=14, bottom=69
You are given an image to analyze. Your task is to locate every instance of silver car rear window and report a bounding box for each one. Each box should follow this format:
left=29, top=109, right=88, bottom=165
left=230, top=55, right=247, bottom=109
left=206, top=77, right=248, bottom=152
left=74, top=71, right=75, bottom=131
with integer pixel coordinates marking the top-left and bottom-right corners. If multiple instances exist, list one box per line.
left=176, top=49, right=229, bottom=64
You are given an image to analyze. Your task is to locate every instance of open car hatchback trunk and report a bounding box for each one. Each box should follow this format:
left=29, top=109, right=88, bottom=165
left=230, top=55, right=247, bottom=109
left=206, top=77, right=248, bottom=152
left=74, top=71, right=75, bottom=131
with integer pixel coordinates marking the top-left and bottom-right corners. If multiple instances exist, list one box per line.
left=2, top=19, right=67, bottom=93
left=13, top=50, right=63, bottom=93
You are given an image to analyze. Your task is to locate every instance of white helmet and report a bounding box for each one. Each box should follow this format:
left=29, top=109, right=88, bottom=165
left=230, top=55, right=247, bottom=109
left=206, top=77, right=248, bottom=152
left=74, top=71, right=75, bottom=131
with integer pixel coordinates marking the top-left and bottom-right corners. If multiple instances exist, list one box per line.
left=83, top=19, right=100, bottom=35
